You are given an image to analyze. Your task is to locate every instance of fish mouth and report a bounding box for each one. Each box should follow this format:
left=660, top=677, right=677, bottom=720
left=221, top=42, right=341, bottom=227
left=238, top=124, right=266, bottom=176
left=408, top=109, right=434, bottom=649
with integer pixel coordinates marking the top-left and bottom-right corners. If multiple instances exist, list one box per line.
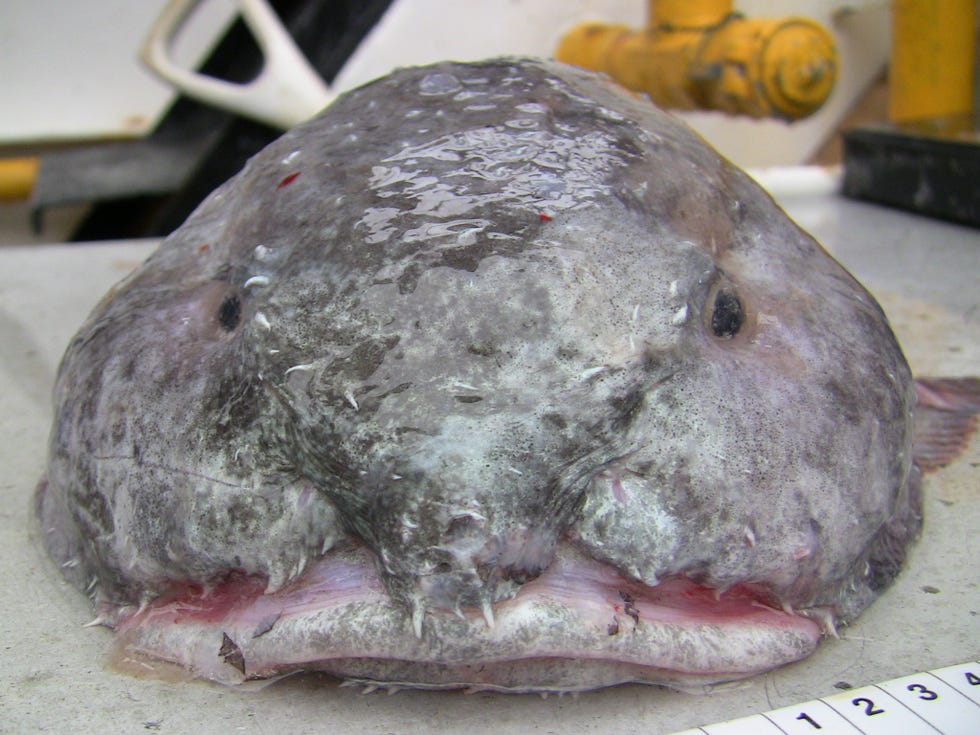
left=110, top=543, right=821, bottom=693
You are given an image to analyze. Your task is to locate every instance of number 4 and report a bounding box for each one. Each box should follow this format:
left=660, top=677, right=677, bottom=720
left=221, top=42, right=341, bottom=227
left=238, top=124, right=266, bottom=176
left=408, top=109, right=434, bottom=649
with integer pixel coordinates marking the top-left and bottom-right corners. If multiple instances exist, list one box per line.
left=967, top=671, right=980, bottom=686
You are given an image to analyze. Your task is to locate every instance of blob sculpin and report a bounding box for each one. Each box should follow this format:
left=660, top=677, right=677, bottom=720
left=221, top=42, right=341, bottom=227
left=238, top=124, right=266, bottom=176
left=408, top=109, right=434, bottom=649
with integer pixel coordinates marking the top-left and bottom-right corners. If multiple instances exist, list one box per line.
left=36, top=58, right=979, bottom=693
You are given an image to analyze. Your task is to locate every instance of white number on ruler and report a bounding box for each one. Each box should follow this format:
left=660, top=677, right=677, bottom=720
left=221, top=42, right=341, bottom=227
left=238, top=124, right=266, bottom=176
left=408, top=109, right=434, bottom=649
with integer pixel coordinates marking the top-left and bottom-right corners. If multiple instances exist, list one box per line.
left=669, top=660, right=980, bottom=735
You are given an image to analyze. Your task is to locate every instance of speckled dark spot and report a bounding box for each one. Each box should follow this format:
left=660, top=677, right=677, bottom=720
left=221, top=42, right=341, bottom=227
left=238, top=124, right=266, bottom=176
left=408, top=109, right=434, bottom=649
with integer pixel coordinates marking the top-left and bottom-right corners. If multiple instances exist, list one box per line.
left=217, top=295, right=242, bottom=332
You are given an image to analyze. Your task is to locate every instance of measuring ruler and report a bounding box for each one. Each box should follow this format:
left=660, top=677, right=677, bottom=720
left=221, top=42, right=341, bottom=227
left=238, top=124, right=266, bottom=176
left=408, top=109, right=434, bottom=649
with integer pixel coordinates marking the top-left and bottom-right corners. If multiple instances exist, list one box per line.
left=670, top=660, right=980, bottom=734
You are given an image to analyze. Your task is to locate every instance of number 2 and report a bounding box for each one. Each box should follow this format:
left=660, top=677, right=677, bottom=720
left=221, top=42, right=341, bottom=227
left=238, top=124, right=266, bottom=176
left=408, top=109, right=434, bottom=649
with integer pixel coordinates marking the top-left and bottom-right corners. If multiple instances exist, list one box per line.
left=907, top=682, right=938, bottom=701
left=852, top=696, right=884, bottom=716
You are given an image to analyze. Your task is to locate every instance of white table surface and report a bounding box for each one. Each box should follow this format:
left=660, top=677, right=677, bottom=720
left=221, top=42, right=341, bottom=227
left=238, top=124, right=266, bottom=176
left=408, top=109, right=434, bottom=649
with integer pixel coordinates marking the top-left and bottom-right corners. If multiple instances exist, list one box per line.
left=1, top=191, right=977, bottom=734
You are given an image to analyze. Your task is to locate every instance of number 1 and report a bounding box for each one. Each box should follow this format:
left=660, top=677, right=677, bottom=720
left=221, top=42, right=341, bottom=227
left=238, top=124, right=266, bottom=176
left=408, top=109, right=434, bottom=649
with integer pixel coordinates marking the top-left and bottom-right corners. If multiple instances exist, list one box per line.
left=796, top=711, right=822, bottom=729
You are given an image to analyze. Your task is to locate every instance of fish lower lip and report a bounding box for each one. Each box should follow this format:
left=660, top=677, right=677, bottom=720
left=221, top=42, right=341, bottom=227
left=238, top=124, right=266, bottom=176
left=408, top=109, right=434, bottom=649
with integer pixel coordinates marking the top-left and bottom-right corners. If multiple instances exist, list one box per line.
left=110, top=543, right=820, bottom=691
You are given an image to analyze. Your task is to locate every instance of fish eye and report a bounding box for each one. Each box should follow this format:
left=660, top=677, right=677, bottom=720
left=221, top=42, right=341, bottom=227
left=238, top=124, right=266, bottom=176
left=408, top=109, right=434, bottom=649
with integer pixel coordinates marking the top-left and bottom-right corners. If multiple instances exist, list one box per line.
left=217, top=295, right=242, bottom=331
left=709, top=289, right=743, bottom=338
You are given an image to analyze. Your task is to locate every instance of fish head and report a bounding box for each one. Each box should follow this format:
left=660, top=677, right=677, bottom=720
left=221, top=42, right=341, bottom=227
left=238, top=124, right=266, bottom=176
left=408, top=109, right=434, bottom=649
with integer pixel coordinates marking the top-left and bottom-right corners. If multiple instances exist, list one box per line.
left=568, top=154, right=919, bottom=621
left=38, top=59, right=920, bottom=691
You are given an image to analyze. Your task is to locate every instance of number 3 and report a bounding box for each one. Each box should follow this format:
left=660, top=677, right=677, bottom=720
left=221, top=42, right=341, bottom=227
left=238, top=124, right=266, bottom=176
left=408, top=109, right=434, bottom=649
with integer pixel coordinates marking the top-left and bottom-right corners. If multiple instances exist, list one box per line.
left=907, top=683, right=938, bottom=701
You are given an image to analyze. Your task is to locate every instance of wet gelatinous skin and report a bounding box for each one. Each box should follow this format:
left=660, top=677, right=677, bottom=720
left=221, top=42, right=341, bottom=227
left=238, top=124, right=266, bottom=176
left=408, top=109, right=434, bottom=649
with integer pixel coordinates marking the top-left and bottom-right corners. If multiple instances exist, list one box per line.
left=37, top=59, right=923, bottom=692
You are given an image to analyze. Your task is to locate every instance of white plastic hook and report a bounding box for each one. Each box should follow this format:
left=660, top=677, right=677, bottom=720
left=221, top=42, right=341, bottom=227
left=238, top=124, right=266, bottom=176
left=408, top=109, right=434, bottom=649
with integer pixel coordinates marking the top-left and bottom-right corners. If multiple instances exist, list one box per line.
left=141, top=0, right=334, bottom=130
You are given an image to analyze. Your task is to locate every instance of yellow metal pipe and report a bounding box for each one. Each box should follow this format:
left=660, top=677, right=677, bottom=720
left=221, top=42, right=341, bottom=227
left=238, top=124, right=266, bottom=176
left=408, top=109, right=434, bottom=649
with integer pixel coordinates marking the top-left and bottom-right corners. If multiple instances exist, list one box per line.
left=650, top=0, right=732, bottom=28
left=0, top=157, right=39, bottom=201
left=555, top=1, right=838, bottom=120
left=889, top=0, right=976, bottom=122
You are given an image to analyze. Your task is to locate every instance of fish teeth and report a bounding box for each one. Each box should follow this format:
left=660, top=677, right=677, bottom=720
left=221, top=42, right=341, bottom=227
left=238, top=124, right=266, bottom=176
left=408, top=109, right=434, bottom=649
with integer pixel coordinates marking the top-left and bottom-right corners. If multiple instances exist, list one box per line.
left=481, top=597, right=496, bottom=628
left=292, top=551, right=308, bottom=582
left=136, top=591, right=155, bottom=616
left=411, top=598, right=425, bottom=639
left=580, top=365, right=607, bottom=380
left=253, top=312, right=272, bottom=330
left=671, top=304, right=689, bottom=326
left=344, top=390, right=360, bottom=411
left=265, top=568, right=288, bottom=594
left=799, top=606, right=839, bottom=638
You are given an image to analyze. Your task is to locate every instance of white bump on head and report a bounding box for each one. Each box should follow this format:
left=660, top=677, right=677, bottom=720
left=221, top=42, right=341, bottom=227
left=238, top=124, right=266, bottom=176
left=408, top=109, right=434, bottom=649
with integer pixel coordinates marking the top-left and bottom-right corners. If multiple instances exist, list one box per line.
left=243, top=275, right=270, bottom=288
left=671, top=304, right=689, bottom=326
left=253, top=312, right=271, bottom=330
left=580, top=365, right=607, bottom=380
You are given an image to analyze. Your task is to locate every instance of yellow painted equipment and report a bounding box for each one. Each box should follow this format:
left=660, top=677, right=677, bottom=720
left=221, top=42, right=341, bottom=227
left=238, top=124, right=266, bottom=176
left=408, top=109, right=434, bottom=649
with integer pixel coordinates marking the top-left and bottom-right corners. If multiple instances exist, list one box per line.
left=889, top=0, right=976, bottom=122
left=0, top=158, right=39, bottom=201
left=555, top=0, right=838, bottom=120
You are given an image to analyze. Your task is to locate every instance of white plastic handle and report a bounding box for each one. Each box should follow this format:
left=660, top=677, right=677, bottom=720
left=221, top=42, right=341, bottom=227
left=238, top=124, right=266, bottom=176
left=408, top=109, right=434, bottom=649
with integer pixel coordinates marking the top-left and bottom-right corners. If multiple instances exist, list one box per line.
left=141, top=0, right=333, bottom=129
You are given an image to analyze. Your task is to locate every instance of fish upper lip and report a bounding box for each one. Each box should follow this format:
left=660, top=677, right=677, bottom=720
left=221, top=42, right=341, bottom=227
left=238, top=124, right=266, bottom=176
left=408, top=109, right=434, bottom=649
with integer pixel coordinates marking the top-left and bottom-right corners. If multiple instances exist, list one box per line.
left=110, top=541, right=822, bottom=687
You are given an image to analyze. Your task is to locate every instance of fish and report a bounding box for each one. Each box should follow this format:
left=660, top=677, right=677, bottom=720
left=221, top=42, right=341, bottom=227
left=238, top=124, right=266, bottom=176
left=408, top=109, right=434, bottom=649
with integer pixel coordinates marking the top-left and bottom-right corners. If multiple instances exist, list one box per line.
left=35, top=58, right=979, bottom=693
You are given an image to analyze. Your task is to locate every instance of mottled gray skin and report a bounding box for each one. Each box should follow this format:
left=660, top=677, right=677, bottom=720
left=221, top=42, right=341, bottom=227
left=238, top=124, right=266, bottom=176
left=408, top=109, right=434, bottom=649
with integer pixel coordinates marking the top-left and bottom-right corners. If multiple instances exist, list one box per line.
left=38, top=59, right=918, bottom=689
